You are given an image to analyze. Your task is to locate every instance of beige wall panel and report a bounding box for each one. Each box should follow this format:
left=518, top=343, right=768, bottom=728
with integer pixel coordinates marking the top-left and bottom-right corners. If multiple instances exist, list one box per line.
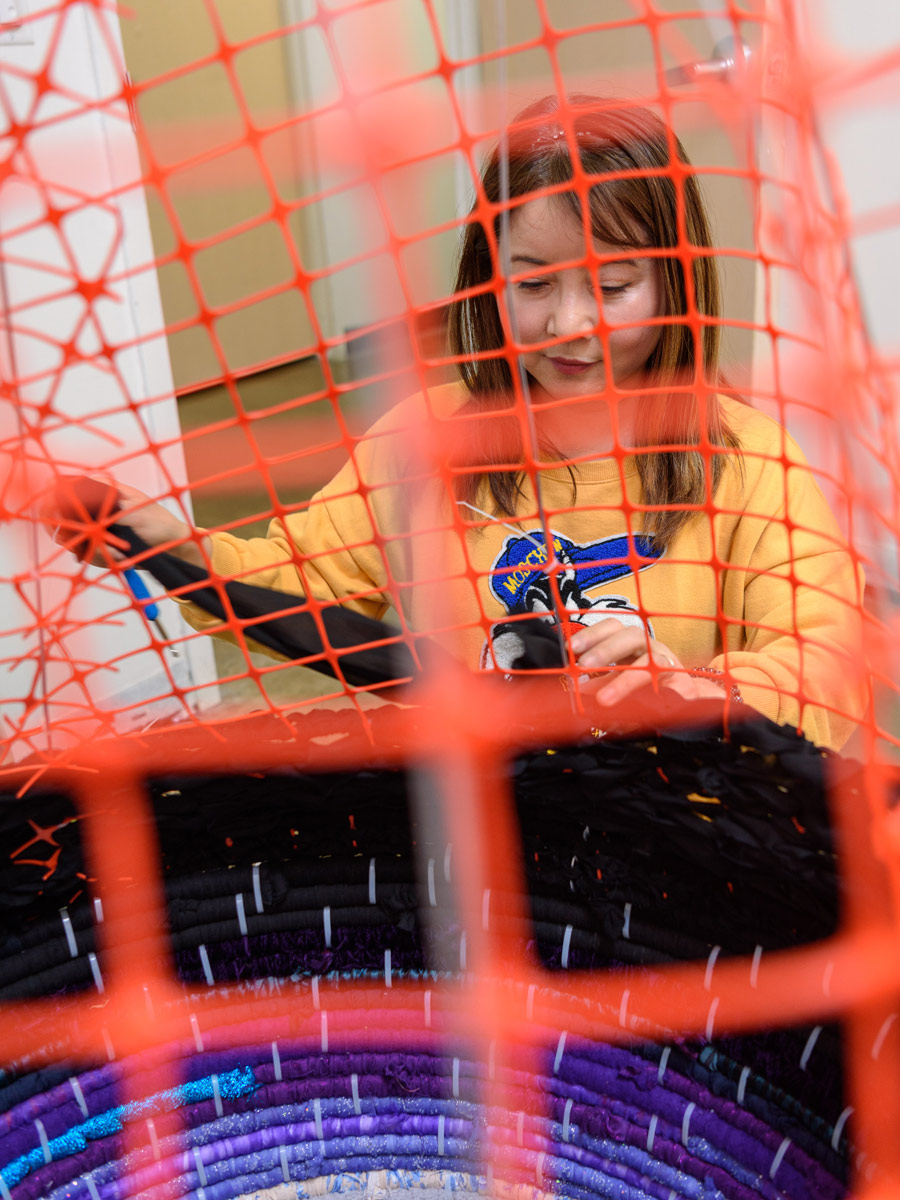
left=120, top=0, right=319, bottom=391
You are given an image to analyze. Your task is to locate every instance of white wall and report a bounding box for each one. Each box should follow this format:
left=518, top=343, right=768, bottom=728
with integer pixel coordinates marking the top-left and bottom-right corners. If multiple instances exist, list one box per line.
left=757, top=0, right=900, bottom=586
left=815, top=0, right=899, bottom=360
left=0, top=1, right=218, bottom=761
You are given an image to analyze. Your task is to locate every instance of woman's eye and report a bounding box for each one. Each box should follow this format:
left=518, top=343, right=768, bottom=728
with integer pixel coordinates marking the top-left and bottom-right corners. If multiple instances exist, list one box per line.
left=600, top=283, right=630, bottom=297
left=515, top=278, right=549, bottom=292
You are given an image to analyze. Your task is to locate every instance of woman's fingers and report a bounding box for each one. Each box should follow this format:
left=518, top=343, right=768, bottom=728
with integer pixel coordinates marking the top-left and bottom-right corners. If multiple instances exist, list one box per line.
left=98, top=483, right=193, bottom=553
left=567, top=620, right=684, bottom=706
left=115, top=480, right=155, bottom=511
left=593, top=650, right=677, bottom=706
left=569, top=620, right=725, bottom=710
left=43, top=475, right=184, bottom=565
left=570, top=620, right=649, bottom=671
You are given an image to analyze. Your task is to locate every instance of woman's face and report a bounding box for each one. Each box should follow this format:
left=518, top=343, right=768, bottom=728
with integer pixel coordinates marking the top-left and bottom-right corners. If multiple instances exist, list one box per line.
left=503, top=196, right=664, bottom=403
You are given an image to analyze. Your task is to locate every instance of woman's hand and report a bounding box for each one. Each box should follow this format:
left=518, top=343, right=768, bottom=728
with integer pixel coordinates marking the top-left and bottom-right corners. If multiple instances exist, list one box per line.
left=569, top=618, right=726, bottom=707
left=104, top=481, right=208, bottom=565
left=48, top=476, right=209, bottom=568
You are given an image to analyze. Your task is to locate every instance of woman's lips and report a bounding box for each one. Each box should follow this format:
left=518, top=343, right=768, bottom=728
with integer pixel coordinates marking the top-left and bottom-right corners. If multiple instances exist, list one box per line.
left=548, top=357, right=598, bottom=376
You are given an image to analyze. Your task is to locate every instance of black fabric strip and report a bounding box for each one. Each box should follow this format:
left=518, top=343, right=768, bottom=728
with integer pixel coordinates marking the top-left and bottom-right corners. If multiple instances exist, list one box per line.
left=110, top=523, right=428, bottom=687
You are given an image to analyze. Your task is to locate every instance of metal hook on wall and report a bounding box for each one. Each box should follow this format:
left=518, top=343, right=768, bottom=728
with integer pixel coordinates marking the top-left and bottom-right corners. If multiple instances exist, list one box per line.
left=665, top=35, right=753, bottom=87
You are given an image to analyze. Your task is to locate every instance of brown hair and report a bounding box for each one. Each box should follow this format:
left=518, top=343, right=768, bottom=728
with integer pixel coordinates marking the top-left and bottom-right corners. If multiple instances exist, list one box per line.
left=447, top=93, right=739, bottom=550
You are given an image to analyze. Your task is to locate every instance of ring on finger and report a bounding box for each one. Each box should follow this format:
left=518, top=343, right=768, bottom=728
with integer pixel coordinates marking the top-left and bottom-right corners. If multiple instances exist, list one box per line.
left=582, top=663, right=616, bottom=681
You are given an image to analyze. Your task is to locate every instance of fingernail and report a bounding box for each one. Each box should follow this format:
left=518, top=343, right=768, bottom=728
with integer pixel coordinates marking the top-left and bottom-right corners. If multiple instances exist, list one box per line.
left=596, top=686, right=618, bottom=706
left=570, top=633, right=586, bottom=653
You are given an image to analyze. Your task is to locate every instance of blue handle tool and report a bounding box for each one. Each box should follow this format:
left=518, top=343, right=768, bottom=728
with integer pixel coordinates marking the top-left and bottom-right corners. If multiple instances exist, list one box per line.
left=123, top=568, right=159, bottom=621
left=124, top=567, right=177, bottom=654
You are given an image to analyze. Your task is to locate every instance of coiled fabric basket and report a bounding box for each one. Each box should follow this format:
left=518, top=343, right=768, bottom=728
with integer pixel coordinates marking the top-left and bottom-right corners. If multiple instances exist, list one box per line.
left=0, top=707, right=854, bottom=1200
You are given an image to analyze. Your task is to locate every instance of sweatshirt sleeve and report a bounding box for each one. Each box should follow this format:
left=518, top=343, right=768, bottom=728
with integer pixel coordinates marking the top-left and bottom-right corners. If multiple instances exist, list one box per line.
left=174, top=385, right=462, bottom=650
left=177, top=455, right=394, bottom=640
left=708, top=426, right=867, bottom=750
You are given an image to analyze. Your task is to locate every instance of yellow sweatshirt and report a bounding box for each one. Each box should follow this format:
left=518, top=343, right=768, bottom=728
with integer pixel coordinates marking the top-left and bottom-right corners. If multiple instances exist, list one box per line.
left=182, top=384, right=866, bottom=750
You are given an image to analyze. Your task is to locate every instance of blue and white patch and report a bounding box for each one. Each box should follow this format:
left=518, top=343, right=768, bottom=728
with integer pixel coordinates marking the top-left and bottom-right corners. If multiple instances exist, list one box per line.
left=480, top=529, right=663, bottom=671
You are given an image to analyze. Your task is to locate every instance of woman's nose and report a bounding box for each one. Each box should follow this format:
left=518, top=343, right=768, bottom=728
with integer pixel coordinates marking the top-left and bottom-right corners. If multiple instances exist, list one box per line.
left=546, top=285, right=598, bottom=340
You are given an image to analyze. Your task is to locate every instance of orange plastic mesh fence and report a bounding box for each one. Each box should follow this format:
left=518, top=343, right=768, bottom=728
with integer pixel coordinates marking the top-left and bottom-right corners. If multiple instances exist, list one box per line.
left=1, top=0, right=900, bottom=1196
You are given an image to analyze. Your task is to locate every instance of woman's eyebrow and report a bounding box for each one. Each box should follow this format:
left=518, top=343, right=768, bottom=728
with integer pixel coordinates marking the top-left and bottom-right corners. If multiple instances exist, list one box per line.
left=509, top=253, right=646, bottom=268
left=600, top=255, right=644, bottom=268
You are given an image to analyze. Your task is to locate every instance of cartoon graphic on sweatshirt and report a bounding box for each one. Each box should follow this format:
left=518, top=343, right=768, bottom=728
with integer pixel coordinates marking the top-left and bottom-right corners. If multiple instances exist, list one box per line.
left=479, top=529, right=663, bottom=671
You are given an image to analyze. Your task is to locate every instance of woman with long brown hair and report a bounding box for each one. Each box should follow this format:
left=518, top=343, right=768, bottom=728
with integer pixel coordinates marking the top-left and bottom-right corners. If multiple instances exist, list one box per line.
left=57, top=94, right=865, bottom=749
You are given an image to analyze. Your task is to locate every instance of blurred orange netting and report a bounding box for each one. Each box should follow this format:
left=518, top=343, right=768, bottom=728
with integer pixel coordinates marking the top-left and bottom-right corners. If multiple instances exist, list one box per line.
left=1, top=0, right=900, bottom=1198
